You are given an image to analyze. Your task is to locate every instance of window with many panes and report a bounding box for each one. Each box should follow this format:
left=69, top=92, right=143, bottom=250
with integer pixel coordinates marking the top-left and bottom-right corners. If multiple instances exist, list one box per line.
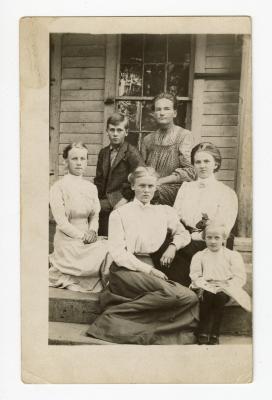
left=115, top=34, right=194, bottom=147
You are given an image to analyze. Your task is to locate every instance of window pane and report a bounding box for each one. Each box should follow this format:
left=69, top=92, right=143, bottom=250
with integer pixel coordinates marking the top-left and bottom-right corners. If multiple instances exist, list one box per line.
left=143, top=64, right=165, bottom=96
left=141, top=101, right=157, bottom=131
left=119, top=64, right=142, bottom=96
left=168, top=35, right=191, bottom=63
left=144, top=35, right=166, bottom=63
left=120, top=35, right=143, bottom=63
left=176, top=101, right=187, bottom=128
left=116, top=100, right=140, bottom=131
left=167, top=63, right=190, bottom=97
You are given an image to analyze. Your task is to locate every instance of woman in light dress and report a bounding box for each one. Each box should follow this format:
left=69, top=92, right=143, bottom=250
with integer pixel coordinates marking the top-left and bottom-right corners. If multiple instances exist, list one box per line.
left=158, top=142, right=238, bottom=287
left=86, top=166, right=199, bottom=345
left=49, top=142, right=111, bottom=293
left=141, top=92, right=195, bottom=206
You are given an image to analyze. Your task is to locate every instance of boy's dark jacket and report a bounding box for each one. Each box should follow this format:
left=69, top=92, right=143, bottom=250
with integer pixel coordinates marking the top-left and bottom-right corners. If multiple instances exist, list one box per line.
left=94, top=141, right=145, bottom=208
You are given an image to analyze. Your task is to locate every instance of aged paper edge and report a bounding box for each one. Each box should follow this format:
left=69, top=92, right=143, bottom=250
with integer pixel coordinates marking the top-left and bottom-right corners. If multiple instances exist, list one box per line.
left=20, top=16, right=252, bottom=384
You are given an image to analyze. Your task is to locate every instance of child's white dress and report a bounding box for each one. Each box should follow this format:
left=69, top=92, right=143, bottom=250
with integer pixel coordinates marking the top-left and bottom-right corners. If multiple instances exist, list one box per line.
left=190, top=247, right=251, bottom=311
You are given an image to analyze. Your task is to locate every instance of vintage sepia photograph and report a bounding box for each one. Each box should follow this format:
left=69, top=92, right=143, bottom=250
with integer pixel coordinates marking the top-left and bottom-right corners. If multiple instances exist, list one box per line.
left=21, top=16, right=252, bottom=383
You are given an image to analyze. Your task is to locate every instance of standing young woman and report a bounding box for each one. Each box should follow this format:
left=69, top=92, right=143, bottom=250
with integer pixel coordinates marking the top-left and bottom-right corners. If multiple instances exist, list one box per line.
left=49, top=142, right=111, bottom=293
left=141, top=92, right=195, bottom=206
left=86, top=167, right=199, bottom=345
left=156, top=142, right=238, bottom=287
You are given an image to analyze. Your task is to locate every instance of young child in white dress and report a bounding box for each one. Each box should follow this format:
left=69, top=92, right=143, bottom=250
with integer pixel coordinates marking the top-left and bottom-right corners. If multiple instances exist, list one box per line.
left=189, top=221, right=251, bottom=345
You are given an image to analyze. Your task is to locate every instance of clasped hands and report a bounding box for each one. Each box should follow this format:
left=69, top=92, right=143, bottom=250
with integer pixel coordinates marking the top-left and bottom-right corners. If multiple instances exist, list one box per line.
left=82, top=229, right=97, bottom=244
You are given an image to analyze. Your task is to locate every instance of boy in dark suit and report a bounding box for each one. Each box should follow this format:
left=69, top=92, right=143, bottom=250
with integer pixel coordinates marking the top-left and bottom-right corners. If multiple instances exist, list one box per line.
left=95, top=113, right=145, bottom=236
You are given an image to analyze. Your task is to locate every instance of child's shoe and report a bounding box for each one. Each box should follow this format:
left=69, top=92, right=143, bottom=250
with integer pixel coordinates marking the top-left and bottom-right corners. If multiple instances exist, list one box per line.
left=209, top=334, right=219, bottom=345
left=197, top=333, right=209, bottom=345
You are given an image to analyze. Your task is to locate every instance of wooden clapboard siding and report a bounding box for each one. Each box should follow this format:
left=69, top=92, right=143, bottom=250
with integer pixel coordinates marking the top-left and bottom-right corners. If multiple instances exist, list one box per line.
left=55, top=34, right=106, bottom=180
left=192, top=35, right=242, bottom=190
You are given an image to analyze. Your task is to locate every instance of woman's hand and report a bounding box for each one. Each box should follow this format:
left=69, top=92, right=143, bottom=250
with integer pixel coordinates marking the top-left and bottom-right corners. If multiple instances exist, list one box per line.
left=82, top=230, right=97, bottom=244
left=160, top=244, right=177, bottom=268
left=150, top=269, right=168, bottom=280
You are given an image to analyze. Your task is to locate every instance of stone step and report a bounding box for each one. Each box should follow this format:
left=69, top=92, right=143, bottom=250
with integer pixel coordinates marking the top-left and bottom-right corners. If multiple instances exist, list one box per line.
left=233, top=237, right=252, bottom=263
left=48, top=321, right=252, bottom=346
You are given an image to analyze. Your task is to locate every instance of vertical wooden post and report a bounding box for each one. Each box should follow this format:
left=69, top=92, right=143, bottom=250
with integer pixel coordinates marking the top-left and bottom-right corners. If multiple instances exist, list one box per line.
left=103, top=35, right=119, bottom=147
left=49, top=34, right=62, bottom=186
left=191, top=35, right=206, bottom=144
left=236, top=35, right=252, bottom=237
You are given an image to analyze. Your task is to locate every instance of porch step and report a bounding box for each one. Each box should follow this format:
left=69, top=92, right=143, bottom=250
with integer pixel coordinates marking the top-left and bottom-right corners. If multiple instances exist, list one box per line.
left=49, top=262, right=252, bottom=336
left=234, top=237, right=252, bottom=264
left=48, top=321, right=252, bottom=346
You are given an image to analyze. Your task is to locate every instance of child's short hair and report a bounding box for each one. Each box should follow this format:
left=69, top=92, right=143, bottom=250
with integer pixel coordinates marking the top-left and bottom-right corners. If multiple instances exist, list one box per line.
left=106, top=113, right=129, bottom=130
left=202, top=221, right=229, bottom=241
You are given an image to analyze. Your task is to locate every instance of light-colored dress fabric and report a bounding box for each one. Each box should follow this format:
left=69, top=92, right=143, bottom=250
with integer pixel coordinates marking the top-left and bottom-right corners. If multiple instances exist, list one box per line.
left=141, top=125, right=195, bottom=205
left=174, top=175, right=238, bottom=238
left=49, top=173, right=111, bottom=293
left=108, top=198, right=191, bottom=274
left=190, top=247, right=251, bottom=311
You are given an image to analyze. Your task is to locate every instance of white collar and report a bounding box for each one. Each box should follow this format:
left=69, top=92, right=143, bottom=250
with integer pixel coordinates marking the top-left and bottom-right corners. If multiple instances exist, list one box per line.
left=133, top=198, right=153, bottom=209
left=196, top=174, right=216, bottom=188
left=66, top=172, right=83, bottom=181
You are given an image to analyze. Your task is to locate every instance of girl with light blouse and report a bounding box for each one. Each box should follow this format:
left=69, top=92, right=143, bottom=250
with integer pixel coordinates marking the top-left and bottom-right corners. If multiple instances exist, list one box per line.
left=86, top=166, right=199, bottom=345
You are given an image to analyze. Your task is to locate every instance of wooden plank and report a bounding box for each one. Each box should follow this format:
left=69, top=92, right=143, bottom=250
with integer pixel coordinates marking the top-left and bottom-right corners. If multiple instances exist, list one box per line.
left=207, top=35, right=236, bottom=45
left=61, top=100, right=104, bottom=112
left=204, top=68, right=240, bottom=74
left=59, top=165, right=96, bottom=176
left=59, top=133, right=103, bottom=144
left=60, top=111, right=104, bottom=123
left=203, top=103, right=239, bottom=115
left=61, top=79, right=105, bottom=90
left=218, top=147, right=238, bottom=158
left=236, top=35, right=252, bottom=236
left=49, top=34, right=62, bottom=184
left=62, top=34, right=105, bottom=46
left=205, top=80, right=240, bottom=92
left=62, top=67, right=105, bottom=79
left=103, top=35, right=119, bottom=146
left=206, top=44, right=241, bottom=57
left=59, top=154, right=99, bottom=165
left=204, top=91, right=239, bottom=103
left=62, top=45, right=105, bottom=57
left=202, top=115, right=238, bottom=126
left=60, top=122, right=103, bottom=133
left=200, top=136, right=238, bottom=148
left=61, top=90, right=104, bottom=101
left=215, top=170, right=235, bottom=180
left=201, top=126, right=238, bottom=137
left=206, top=56, right=241, bottom=70
left=220, top=159, right=237, bottom=170
left=62, top=57, right=105, bottom=68
left=59, top=143, right=101, bottom=155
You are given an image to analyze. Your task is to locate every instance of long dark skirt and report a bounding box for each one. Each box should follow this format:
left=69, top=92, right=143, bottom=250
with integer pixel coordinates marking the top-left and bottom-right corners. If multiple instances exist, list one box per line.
left=86, top=263, right=199, bottom=345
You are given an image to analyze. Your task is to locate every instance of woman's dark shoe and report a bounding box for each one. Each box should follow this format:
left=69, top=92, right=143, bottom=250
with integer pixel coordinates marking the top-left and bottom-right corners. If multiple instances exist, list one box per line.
left=197, top=333, right=209, bottom=345
left=209, top=334, right=219, bottom=345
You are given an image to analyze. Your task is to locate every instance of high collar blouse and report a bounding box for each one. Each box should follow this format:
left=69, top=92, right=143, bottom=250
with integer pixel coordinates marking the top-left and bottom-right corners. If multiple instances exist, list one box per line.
left=108, top=198, right=191, bottom=274
left=173, top=175, right=238, bottom=236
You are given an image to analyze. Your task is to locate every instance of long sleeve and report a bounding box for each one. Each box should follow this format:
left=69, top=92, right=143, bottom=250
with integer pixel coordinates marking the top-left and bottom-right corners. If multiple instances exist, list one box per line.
left=173, top=182, right=187, bottom=221
left=189, top=252, right=207, bottom=287
left=108, top=210, right=153, bottom=274
left=49, top=183, right=84, bottom=239
left=88, top=185, right=100, bottom=233
left=165, top=206, right=191, bottom=250
left=94, top=149, right=104, bottom=198
left=229, top=251, right=247, bottom=287
left=171, top=132, right=196, bottom=182
left=214, top=187, right=238, bottom=235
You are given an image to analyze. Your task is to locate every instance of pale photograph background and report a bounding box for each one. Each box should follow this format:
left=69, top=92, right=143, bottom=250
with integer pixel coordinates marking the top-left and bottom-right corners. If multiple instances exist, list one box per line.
left=1, top=0, right=272, bottom=397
